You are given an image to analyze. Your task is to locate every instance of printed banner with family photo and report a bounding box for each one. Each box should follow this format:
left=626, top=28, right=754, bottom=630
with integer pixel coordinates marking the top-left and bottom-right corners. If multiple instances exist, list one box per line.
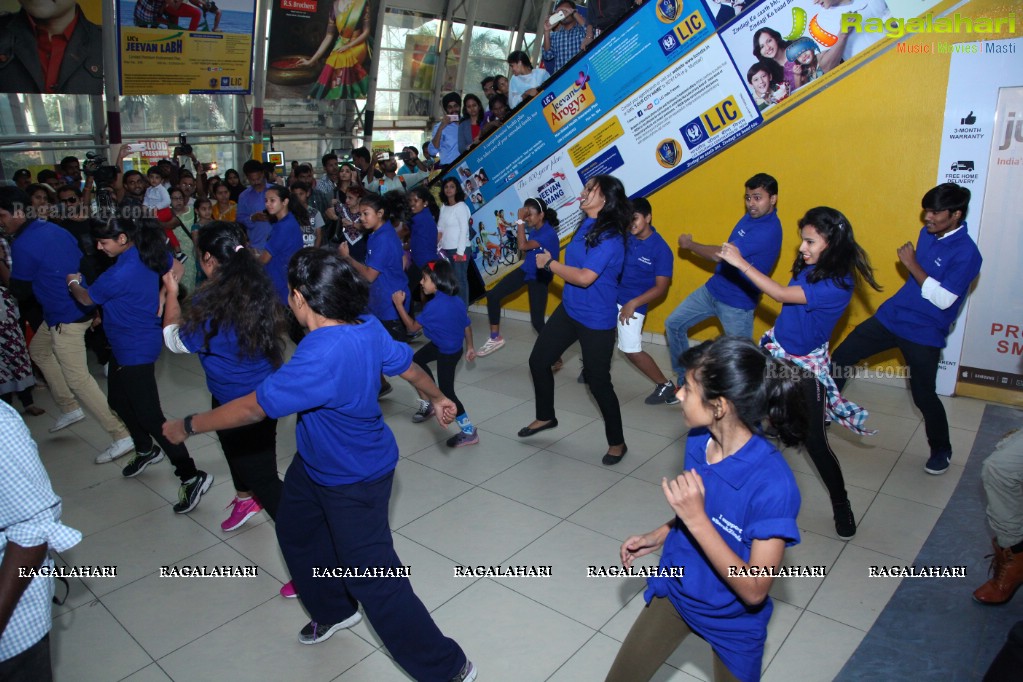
left=0, top=0, right=104, bottom=95
left=117, top=0, right=256, bottom=94
left=265, top=0, right=376, bottom=100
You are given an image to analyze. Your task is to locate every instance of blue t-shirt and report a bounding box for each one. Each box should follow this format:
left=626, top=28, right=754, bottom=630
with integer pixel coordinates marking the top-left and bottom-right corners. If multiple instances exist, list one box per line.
left=646, top=429, right=800, bottom=682
left=617, top=226, right=674, bottom=314
left=264, top=213, right=304, bottom=306
left=706, top=212, right=783, bottom=311
left=366, top=222, right=410, bottom=321
left=409, top=210, right=439, bottom=268
left=179, top=322, right=275, bottom=403
left=520, top=222, right=561, bottom=282
left=418, top=291, right=470, bottom=355
left=10, top=219, right=93, bottom=326
left=87, top=246, right=164, bottom=365
left=236, top=186, right=270, bottom=249
left=875, top=225, right=982, bottom=348
left=562, top=218, right=624, bottom=330
left=255, top=317, right=413, bottom=486
left=773, top=267, right=853, bottom=356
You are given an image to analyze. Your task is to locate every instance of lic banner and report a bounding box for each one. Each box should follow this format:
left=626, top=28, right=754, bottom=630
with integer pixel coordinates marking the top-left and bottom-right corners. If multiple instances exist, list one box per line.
left=445, top=0, right=953, bottom=288
left=116, top=0, right=257, bottom=94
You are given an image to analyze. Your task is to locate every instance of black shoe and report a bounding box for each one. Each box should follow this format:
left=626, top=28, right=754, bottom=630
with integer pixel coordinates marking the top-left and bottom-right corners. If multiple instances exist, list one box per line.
left=173, top=471, right=213, bottom=514
left=121, top=446, right=164, bottom=478
left=517, top=419, right=558, bottom=437
left=602, top=444, right=628, bottom=466
left=644, top=382, right=678, bottom=405
left=833, top=499, right=856, bottom=540
left=297, top=613, right=363, bottom=644
left=378, top=381, right=393, bottom=399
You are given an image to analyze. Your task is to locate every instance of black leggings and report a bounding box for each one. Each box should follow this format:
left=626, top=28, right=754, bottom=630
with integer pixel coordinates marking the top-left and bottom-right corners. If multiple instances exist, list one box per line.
left=107, top=360, right=198, bottom=482
left=413, top=342, right=464, bottom=415
left=485, top=268, right=550, bottom=333
left=800, top=376, right=848, bottom=505
left=831, top=315, right=950, bottom=453
left=529, top=305, right=623, bottom=446
left=212, top=397, right=283, bottom=519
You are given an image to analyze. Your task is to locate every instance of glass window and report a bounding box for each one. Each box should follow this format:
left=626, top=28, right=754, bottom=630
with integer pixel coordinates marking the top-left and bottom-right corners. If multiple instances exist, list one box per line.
left=375, top=8, right=445, bottom=122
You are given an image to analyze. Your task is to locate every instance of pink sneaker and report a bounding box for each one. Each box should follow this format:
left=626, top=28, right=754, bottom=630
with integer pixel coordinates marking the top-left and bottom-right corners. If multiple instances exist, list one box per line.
left=280, top=581, right=298, bottom=598
left=221, top=496, right=262, bottom=532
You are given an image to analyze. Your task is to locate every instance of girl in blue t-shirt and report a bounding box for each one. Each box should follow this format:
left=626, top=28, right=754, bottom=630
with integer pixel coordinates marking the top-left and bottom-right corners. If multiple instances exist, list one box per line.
left=161, top=223, right=286, bottom=527
left=340, top=191, right=411, bottom=397
left=476, top=197, right=561, bottom=357
left=406, top=186, right=440, bottom=309
left=607, top=336, right=805, bottom=682
left=160, top=250, right=475, bottom=680
left=719, top=207, right=881, bottom=541
left=526, top=175, right=628, bottom=465
left=258, top=186, right=305, bottom=319
left=392, top=259, right=479, bottom=447
left=66, top=218, right=210, bottom=513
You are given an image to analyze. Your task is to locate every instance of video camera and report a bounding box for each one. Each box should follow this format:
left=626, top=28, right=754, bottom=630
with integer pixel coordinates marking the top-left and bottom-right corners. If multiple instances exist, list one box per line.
left=83, top=151, right=118, bottom=186
left=174, top=132, right=192, bottom=157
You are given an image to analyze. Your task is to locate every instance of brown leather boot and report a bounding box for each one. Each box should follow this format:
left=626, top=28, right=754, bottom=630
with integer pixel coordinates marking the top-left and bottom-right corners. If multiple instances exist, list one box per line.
left=973, top=538, right=1023, bottom=605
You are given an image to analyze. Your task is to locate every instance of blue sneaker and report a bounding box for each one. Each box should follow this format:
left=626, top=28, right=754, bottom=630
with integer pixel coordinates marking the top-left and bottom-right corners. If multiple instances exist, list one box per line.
left=924, top=450, right=952, bottom=475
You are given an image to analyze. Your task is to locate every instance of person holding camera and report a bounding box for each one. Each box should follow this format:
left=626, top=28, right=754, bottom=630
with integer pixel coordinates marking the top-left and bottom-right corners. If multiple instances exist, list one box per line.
left=363, top=153, right=428, bottom=195
left=398, top=146, right=431, bottom=176
left=427, top=93, right=463, bottom=168
left=541, top=1, right=593, bottom=75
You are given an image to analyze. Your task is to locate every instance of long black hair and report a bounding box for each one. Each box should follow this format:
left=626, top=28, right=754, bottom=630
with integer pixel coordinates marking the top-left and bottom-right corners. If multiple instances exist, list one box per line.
left=682, top=336, right=807, bottom=447
left=792, top=207, right=881, bottom=291
left=408, top=185, right=440, bottom=221
left=91, top=217, right=170, bottom=275
left=524, top=197, right=560, bottom=228
left=461, top=93, right=485, bottom=123
left=288, top=248, right=369, bottom=323
left=422, top=259, right=460, bottom=297
left=183, top=221, right=285, bottom=366
left=585, top=175, right=630, bottom=249
left=265, top=184, right=309, bottom=228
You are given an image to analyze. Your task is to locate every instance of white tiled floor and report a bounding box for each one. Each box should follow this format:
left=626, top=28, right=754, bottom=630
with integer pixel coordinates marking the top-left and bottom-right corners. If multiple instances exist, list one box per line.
left=23, top=314, right=988, bottom=681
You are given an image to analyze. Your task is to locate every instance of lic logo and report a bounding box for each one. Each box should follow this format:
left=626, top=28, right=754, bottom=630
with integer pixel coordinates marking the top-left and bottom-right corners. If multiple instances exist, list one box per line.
left=659, top=31, right=679, bottom=54
left=681, top=120, right=707, bottom=149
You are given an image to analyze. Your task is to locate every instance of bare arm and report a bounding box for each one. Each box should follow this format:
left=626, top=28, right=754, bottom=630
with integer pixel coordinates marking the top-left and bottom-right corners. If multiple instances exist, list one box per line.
left=163, top=392, right=267, bottom=444
left=391, top=291, right=421, bottom=332
left=663, top=471, right=785, bottom=605
left=535, top=249, right=598, bottom=287
left=0, top=542, right=48, bottom=633
left=718, top=243, right=806, bottom=304
left=619, top=275, right=671, bottom=323
left=678, top=233, right=722, bottom=262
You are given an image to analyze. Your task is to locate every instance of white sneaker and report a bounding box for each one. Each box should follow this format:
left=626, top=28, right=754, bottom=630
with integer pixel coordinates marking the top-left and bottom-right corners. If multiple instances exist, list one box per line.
left=476, top=336, right=505, bottom=357
left=50, top=408, right=85, bottom=433
left=95, top=437, right=135, bottom=464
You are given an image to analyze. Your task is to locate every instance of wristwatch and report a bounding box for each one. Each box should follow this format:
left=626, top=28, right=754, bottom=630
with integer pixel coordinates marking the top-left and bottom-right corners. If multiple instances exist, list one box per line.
left=543, top=259, right=554, bottom=273
left=183, top=414, right=197, bottom=436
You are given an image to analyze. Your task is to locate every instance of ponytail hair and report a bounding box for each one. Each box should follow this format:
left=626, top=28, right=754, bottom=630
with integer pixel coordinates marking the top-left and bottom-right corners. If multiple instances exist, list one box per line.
left=288, top=248, right=369, bottom=323
left=524, top=196, right=560, bottom=228
left=359, top=189, right=407, bottom=226
left=183, top=221, right=285, bottom=366
left=681, top=336, right=807, bottom=447
left=408, top=185, right=440, bottom=221
left=91, top=217, right=170, bottom=275
left=793, top=207, right=881, bottom=292
left=266, top=184, right=309, bottom=229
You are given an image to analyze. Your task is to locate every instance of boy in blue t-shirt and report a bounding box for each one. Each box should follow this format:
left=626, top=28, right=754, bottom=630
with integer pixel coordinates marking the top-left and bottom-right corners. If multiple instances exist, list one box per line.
left=664, top=173, right=783, bottom=383
left=831, top=183, right=982, bottom=475
left=616, top=198, right=676, bottom=405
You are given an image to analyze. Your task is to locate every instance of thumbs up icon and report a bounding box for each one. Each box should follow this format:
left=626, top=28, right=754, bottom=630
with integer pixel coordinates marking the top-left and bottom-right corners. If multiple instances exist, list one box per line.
left=960, top=111, right=977, bottom=125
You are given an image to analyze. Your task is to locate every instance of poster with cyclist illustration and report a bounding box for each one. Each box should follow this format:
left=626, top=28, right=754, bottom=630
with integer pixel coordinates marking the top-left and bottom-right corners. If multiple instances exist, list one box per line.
left=117, top=0, right=256, bottom=94
left=467, top=150, right=585, bottom=288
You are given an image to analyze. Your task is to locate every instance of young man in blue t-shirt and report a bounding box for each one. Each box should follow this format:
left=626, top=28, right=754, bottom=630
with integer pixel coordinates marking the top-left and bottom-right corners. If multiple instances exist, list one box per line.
left=616, top=198, right=676, bottom=404
left=831, top=183, right=982, bottom=475
left=663, top=173, right=783, bottom=382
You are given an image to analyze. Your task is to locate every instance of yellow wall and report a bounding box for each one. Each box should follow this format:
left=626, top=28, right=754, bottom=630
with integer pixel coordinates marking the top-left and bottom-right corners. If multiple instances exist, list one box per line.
left=503, top=0, right=1021, bottom=365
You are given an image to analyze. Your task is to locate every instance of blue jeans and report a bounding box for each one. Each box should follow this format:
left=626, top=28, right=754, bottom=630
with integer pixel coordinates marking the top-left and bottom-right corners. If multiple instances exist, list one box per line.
left=444, top=250, right=470, bottom=307
left=663, top=285, right=755, bottom=380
